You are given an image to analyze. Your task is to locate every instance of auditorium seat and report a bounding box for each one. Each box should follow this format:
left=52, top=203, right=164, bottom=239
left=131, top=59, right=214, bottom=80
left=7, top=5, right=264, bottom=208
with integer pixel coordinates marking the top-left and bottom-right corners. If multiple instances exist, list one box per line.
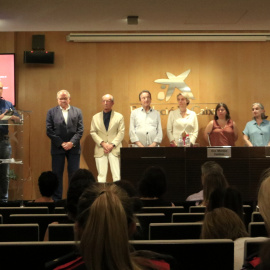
left=48, top=223, right=74, bottom=241
left=243, top=205, right=253, bottom=225
left=135, top=213, right=166, bottom=240
left=0, top=241, right=77, bottom=269
left=130, top=239, right=234, bottom=270
left=24, top=202, right=56, bottom=213
left=9, top=214, right=72, bottom=240
left=0, top=201, right=21, bottom=207
left=149, top=222, right=203, bottom=240
left=0, top=207, right=49, bottom=223
left=189, top=206, right=206, bottom=213
left=0, top=224, right=39, bottom=241
left=54, top=207, right=66, bottom=214
left=244, top=238, right=268, bottom=262
left=140, top=206, right=185, bottom=222
left=251, top=212, right=264, bottom=222
left=172, top=213, right=204, bottom=223
left=248, top=222, right=268, bottom=237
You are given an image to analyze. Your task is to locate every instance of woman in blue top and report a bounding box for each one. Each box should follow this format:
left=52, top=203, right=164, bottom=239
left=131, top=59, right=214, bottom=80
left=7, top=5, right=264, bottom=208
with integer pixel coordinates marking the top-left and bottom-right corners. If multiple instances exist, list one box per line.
left=243, top=103, right=270, bottom=146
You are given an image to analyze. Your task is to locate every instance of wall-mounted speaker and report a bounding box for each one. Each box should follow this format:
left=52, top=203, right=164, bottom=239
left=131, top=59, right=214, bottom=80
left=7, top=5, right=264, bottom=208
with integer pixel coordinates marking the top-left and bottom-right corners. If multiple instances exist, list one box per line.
left=24, top=51, right=54, bottom=64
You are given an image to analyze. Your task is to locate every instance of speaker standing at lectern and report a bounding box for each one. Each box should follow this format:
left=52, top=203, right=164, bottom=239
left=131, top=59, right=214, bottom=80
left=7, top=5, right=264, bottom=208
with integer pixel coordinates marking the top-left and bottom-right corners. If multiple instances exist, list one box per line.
left=0, top=82, right=20, bottom=202
left=129, top=90, right=163, bottom=147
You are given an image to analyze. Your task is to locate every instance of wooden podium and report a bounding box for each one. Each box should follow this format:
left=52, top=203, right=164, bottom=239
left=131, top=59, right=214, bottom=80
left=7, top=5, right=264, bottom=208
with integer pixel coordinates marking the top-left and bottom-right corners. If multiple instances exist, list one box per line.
left=120, top=147, right=270, bottom=203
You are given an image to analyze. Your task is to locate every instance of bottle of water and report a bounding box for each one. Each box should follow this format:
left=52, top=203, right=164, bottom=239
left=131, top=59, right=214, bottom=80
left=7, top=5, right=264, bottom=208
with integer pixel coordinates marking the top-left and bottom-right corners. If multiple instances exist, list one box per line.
left=178, top=136, right=184, bottom=147
left=185, top=134, right=190, bottom=147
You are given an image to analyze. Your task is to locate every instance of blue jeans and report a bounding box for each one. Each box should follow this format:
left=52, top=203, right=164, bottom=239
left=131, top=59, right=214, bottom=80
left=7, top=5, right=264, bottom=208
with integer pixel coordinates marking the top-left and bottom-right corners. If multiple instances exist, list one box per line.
left=0, top=139, right=11, bottom=202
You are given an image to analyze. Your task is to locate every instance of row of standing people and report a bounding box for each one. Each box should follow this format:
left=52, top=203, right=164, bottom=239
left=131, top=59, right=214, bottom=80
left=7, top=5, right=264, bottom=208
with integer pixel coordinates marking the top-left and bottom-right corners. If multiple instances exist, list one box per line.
left=1, top=82, right=269, bottom=202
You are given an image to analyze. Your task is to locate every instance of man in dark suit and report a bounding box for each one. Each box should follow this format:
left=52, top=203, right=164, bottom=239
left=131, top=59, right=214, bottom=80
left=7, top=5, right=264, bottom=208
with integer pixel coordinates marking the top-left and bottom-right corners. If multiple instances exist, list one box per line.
left=46, top=90, right=84, bottom=200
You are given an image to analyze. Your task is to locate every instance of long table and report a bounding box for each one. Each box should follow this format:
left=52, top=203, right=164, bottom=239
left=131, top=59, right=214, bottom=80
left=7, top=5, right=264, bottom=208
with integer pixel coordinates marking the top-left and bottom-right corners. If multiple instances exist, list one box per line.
left=120, top=147, right=270, bottom=203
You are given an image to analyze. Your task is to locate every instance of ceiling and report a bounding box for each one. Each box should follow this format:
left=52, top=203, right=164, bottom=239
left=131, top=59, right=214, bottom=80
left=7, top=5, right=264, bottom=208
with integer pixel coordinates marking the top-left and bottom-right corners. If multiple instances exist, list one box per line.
left=1, top=0, right=270, bottom=33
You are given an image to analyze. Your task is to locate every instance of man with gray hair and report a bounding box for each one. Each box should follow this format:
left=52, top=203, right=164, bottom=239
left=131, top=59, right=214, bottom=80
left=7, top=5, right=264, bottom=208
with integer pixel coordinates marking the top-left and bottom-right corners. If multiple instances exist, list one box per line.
left=186, top=161, right=224, bottom=202
left=46, top=90, right=84, bottom=200
left=90, top=94, right=125, bottom=182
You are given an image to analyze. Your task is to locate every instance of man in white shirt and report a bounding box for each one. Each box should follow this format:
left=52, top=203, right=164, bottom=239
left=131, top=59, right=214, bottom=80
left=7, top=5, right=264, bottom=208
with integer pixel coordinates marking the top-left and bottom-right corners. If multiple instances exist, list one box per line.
left=90, top=94, right=125, bottom=182
left=129, top=90, right=163, bottom=147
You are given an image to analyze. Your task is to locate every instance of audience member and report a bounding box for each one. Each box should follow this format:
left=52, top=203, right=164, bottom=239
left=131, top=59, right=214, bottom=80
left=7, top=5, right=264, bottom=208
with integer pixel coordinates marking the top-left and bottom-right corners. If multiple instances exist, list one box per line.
left=258, top=239, right=270, bottom=270
left=207, top=186, right=244, bottom=222
left=200, top=172, right=229, bottom=207
left=34, top=171, right=58, bottom=202
left=43, top=169, right=96, bottom=241
left=186, top=161, right=224, bottom=203
left=238, top=175, right=270, bottom=270
left=201, top=207, right=249, bottom=270
left=138, top=166, right=174, bottom=206
left=258, top=176, right=270, bottom=235
left=65, top=169, right=96, bottom=221
left=53, top=183, right=176, bottom=269
left=115, top=180, right=143, bottom=213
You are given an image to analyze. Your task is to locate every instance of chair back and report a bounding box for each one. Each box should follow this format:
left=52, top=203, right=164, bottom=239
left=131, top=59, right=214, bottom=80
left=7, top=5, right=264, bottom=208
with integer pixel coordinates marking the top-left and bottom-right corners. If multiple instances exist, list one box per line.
left=251, top=212, right=264, bottom=222
left=248, top=222, right=268, bottom=237
left=130, top=239, right=234, bottom=270
left=140, top=206, right=185, bottom=222
left=189, top=206, right=206, bottom=213
left=0, top=224, right=39, bottom=241
left=0, top=207, right=49, bottom=223
left=48, top=223, right=74, bottom=241
left=135, top=213, right=166, bottom=240
left=9, top=214, right=71, bottom=240
left=0, top=241, right=76, bottom=269
left=172, top=213, right=204, bottom=223
left=149, top=222, right=203, bottom=240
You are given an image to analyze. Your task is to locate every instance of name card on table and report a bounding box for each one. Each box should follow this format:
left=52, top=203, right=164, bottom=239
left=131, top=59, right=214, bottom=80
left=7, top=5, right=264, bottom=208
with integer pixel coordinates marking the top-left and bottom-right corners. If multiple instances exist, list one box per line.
left=207, top=147, right=231, bottom=158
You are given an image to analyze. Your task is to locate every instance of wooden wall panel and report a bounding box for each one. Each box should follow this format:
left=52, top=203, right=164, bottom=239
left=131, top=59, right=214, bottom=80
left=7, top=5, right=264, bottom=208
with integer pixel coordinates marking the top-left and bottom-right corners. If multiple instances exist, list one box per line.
left=1, top=31, right=270, bottom=200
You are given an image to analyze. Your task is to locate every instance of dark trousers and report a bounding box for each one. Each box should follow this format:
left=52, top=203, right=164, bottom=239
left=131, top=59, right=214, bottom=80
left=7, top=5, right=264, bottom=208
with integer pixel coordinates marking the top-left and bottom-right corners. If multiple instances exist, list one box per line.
left=51, top=152, right=80, bottom=200
left=0, top=139, right=11, bottom=202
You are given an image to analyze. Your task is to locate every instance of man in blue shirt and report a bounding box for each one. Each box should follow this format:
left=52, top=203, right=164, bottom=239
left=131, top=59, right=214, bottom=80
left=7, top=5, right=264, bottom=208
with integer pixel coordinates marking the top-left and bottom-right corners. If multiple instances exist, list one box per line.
left=0, top=82, right=20, bottom=202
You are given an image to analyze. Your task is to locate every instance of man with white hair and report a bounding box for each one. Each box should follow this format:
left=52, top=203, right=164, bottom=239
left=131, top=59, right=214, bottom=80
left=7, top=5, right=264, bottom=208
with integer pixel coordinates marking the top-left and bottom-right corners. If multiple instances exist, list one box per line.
left=46, top=90, right=84, bottom=200
left=90, top=94, right=125, bottom=182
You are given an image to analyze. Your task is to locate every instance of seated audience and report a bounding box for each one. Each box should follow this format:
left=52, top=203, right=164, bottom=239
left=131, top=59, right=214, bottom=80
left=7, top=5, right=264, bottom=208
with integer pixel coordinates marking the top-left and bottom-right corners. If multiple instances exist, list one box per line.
left=258, top=176, right=270, bottom=235
left=34, top=171, right=58, bottom=202
left=239, top=175, right=270, bottom=269
left=207, top=186, right=244, bottom=222
left=53, top=183, right=176, bottom=269
left=201, top=207, right=250, bottom=270
left=200, top=172, right=229, bottom=207
left=65, top=169, right=96, bottom=221
left=258, top=239, right=270, bottom=270
left=43, top=169, right=96, bottom=241
left=186, top=161, right=224, bottom=204
left=138, top=166, right=174, bottom=206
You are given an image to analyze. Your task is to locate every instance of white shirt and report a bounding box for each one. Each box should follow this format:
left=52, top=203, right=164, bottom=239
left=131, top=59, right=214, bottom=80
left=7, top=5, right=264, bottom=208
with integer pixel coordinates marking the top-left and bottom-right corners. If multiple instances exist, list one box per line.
left=186, top=190, right=203, bottom=202
left=129, top=107, right=163, bottom=146
left=60, top=105, right=70, bottom=124
left=167, top=108, right=198, bottom=144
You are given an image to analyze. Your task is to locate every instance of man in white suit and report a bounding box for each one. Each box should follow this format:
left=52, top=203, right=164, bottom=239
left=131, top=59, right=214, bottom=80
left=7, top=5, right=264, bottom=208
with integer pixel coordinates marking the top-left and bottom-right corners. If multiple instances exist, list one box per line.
left=90, top=94, right=125, bottom=182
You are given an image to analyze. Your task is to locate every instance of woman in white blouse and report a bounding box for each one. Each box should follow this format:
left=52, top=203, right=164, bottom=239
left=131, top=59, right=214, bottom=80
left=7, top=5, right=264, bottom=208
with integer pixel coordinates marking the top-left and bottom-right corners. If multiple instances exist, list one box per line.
left=167, top=93, right=198, bottom=146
